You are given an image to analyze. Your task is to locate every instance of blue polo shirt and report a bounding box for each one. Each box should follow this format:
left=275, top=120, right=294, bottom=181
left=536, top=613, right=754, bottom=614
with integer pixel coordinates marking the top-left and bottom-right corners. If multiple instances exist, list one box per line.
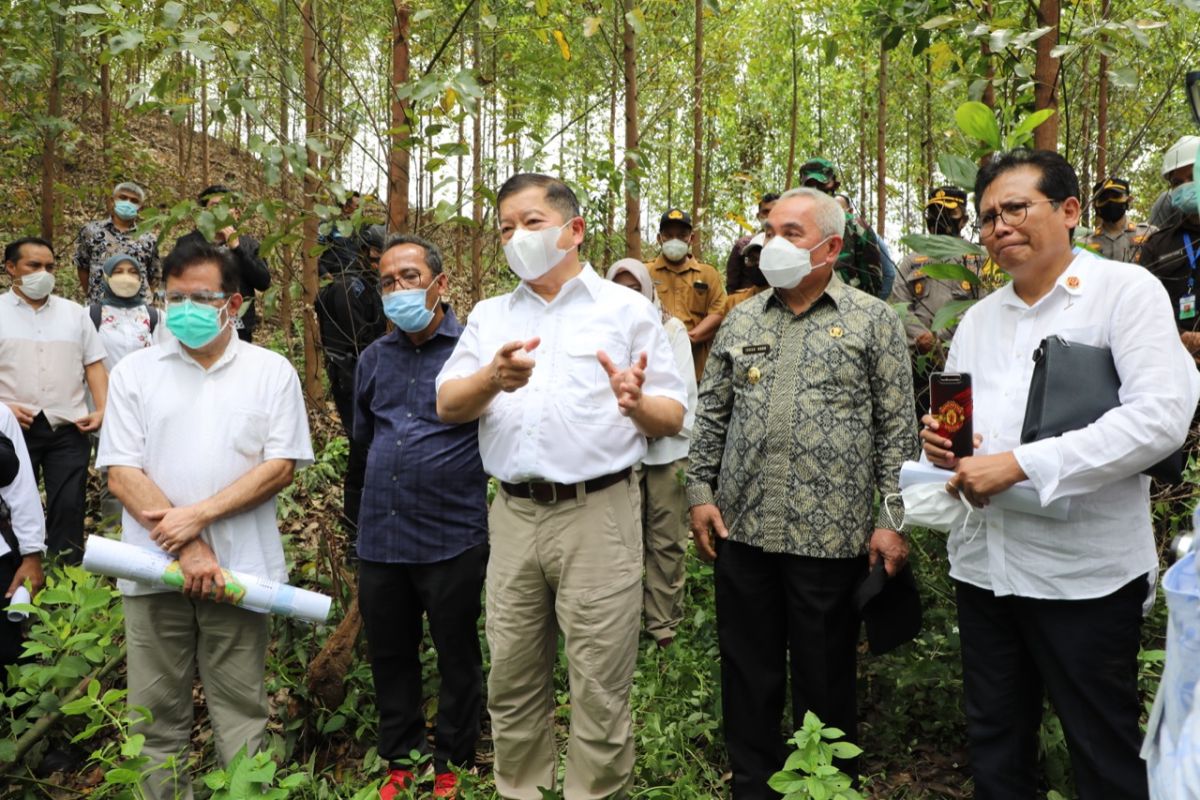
left=353, top=306, right=488, bottom=563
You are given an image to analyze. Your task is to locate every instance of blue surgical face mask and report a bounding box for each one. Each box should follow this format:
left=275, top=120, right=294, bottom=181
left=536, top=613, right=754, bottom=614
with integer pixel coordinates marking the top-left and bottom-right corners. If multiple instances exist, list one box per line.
left=167, top=300, right=227, bottom=349
left=383, top=283, right=436, bottom=332
left=113, top=199, right=140, bottom=221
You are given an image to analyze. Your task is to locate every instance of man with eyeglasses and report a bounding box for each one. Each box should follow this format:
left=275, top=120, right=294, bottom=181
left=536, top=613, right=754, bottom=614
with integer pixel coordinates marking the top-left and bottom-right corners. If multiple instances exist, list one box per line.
left=1084, top=178, right=1155, bottom=263
left=436, top=173, right=687, bottom=800
left=97, top=239, right=313, bottom=800
left=174, top=185, right=272, bottom=342
left=919, top=149, right=1200, bottom=800
left=353, top=234, right=488, bottom=800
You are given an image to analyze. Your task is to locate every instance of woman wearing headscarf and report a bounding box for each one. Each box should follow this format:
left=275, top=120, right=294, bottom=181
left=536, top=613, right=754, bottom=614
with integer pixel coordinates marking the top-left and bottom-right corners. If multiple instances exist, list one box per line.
left=605, top=258, right=698, bottom=647
left=90, top=253, right=166, bottom=371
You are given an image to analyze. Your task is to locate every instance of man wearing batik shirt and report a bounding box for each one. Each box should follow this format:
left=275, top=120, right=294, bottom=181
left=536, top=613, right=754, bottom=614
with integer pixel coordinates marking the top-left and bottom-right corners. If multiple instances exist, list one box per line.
left=74, top=182, right=160, bottom=302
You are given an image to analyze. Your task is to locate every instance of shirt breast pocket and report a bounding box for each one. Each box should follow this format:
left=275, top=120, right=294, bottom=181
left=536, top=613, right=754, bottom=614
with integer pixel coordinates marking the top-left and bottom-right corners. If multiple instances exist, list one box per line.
left=562, top=334, right=626, bottom=420
left=688, top=282, right=713, bottom=316
left=1053, top=325, right=1106, bottom=349
left=231, top=409, right=270, bottom=458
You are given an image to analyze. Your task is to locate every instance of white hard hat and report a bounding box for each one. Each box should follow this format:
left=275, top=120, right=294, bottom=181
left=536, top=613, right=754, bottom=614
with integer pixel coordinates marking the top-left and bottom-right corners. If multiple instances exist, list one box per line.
left=747, top=232, right=767, bottom=249
left=1162, top=135, right=1200, bottom=177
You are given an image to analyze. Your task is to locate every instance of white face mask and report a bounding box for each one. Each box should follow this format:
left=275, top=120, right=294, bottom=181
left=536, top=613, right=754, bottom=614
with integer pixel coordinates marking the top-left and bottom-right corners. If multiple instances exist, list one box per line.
left=661, top=238, right=690, bottom=262
left=759, top=235, right=831, bottom=290
left=897, top=482, right=974, bottom=533
left=503, top=222, right=573, bottom=282
left=19, top=270, right=55, bottom=301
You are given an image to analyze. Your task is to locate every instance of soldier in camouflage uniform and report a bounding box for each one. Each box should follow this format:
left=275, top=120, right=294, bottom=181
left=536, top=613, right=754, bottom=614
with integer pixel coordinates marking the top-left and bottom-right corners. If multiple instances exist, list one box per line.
left=891, top=186, right=988, bottom=418
left=1084, top=178, right=1156, bottom=263
left=799, top=158, right=890, bottom=298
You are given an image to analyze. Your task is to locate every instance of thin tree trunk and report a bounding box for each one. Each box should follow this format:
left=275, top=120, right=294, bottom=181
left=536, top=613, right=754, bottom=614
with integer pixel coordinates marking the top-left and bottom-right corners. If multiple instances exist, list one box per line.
left=1095, top=0, right=1111, bottom=180
left=470, top=2, right=483, bottom=306
left=690, top=0, right=703, bottom=251
left=200, top=60, right=210, bottom=186
left=606, top=6, right=618, bottom=267
left=389, top=0, right=411, bottom=233
left=785, top=13, right=798, bottom=189
left=41, top=18, right=63, bottom=242
left=923, top=51, right=933, bottom=197
left=981, top=2, right=997, bottom=110
left=1032, top=0, right=1061, bottom=150
left=876, top=44, right=887, bottom=236
left=100, top=33, right=111, bottom=167
left=277, top=0, right=295, bottom=356
left=622, top=0, right=641, bottom=259
left=301, top=0, right=324, bottom=404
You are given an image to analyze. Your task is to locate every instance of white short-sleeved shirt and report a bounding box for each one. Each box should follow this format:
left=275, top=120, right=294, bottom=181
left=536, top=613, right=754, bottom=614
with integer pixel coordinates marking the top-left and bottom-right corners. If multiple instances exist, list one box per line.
left=0, top=404, right=47, bottom=558
left=436, top=265, right=689, bottom=484
left=0, top=292, right=107, bottom=427
left=945, top=254, right=1200, bottom=600
left=96, top=336, right=314, bottom=597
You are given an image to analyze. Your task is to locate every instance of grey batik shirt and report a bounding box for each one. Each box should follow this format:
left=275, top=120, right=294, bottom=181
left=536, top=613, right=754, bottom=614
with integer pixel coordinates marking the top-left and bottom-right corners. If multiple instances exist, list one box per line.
left=686, top=275, right=916, bottom=558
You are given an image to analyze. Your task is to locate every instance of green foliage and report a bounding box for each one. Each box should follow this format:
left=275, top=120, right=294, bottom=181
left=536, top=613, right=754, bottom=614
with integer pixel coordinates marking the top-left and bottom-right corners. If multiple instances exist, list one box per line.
left=768, top=712, right=863, bottom=800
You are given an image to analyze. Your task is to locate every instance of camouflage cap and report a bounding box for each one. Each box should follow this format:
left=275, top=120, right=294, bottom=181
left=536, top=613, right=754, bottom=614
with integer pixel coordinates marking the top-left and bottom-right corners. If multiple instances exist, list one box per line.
left=799, top=158, right=838, bottom=186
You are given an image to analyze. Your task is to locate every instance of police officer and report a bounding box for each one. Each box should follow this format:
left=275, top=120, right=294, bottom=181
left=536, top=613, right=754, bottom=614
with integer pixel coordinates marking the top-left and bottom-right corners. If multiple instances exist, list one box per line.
left=646, top=208, right=726, bottom=381
left=799, top=158, right=893, bottom=298
left=891, top=186, right=987, bottom=415
left=1085, top=178, right=1155, bottom=263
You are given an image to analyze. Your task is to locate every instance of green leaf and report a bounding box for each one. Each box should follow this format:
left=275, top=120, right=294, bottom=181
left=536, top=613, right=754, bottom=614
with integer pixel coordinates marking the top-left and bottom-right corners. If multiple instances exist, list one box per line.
left=921, top=14, right=957, bottom=29
left=1010, top=108, right=1056, bottom=141
left=625, top=8, right=646, bottom=36
left=86, top=679, right=99, bottom=700
left=937, top=153, right=978, bottom=191
left=914, top=262, right=980, bottom=284
left=931, top=298, right=977, bottom=331
left=1108, top=67, right=1138, bottom=89
left=121, top=734, right=146, bottom=758
left=109, top=30, right=145, bottom=55
left=534, top=0, right=549, bottom=16
left=768, top=771, right=808, bottom=793
left=69, top=4, right=106, bottom=13
left=321, top=714, right=346, bottom=734
left=901, top=234, right=986, bottom=260
left=104, top=768, right=142, bottom=785
left=955, top=101, right=1001, bottom=150
left=161, top=1, right=184, bottom=27
left=829, top=741, right=863, bottom=758
left=413, top=8, right=435, bottom=21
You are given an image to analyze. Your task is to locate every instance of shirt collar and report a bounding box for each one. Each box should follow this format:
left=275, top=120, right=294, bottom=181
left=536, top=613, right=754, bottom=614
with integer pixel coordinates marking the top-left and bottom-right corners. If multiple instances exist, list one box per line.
left=510, top=262, right=602, bottom=308
left=158, top=331, right=242, bottom=372
left=998, top=251, right=1088, bottom=309
left=764, top=272, right=846, bottom=314
left=389, top=303, right=463, bottom=347
left=648, top=254, right=697, bottom=274
left=3, top=290, right=54, bottom=312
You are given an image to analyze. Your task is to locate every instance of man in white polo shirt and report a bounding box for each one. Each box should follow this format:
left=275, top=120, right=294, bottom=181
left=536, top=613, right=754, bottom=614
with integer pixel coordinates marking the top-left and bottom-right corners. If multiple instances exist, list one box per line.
left=1, top=237, right=107, bottom=564
left=97, top=239, right=313, bottom=800
left=437, top=173, right=687, bottom=800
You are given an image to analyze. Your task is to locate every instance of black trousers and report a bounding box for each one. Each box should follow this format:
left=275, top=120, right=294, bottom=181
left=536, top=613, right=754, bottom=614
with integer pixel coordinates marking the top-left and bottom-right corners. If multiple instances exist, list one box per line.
left=327, top=358, right=366, bottom=546
left=23, top=414, right=90, bottom=564
left=0, top=552, right=23, bottom=690
left=715, top=540, right=865, bottom=800
left=358, top=545, right=488, bottom=772
left=955, top=577, right=1150, bottom=800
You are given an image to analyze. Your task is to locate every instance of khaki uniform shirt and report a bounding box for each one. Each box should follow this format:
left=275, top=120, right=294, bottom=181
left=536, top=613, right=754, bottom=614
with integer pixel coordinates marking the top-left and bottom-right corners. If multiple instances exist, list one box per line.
left=1084, top=221, right=1156, bottom=264
left=646, top=255, right=726, bottom=381
left=724, top=285, right=767, bottom=315
left=891, top=252, right=988, bottom=350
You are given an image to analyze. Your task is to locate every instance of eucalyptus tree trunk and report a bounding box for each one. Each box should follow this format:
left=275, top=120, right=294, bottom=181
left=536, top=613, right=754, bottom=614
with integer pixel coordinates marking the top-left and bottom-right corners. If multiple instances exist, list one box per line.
left=1032, top=0, right=1061, bottom=150
left=388, top=0, right=411, bottom=233
left=690, top=0, right=703, bottom=251
left=301, top=0, right=323, bottom=403
left=622, top=0, right=641, bottom=259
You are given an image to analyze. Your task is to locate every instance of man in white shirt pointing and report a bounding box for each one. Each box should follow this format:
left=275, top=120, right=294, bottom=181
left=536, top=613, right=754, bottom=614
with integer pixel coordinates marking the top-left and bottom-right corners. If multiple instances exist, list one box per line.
left=921, top=149, right=1200, bottom=800
left=437, top=173, right=687, bottom=800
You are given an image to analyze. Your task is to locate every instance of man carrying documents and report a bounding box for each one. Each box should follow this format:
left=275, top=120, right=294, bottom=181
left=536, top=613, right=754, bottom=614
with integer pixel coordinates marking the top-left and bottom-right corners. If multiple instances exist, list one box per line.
left=96, top=240, right=313, bottom=800
left=919, top=150, right=1200, bottom=800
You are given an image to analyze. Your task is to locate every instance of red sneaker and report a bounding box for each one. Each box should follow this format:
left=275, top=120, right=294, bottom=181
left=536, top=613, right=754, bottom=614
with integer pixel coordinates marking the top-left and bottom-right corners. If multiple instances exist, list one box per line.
left=433, top=772, right=458, bottom=798
left=379, top=769, right=415, bottom=800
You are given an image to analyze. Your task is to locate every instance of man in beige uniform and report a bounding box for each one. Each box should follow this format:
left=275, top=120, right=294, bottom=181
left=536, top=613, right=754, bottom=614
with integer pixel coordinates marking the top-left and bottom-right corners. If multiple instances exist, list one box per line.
left=436, top=173, right=687, bottom=800
left=646, top=209, right=726, bottom=381
left=1084, top=178, right=1155, bottom=263
left=891, top=186, right=987, bottom=416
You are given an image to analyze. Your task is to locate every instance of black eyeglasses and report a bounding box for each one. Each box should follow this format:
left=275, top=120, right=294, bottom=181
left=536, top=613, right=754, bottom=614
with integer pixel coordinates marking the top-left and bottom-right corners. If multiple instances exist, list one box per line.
left=979, top=199, right=1062, bottom=236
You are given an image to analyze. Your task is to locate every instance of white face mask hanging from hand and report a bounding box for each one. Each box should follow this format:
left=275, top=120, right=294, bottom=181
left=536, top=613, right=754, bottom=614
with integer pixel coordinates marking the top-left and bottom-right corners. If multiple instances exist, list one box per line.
left=503, top=222, right=573, bottom=282
left=758, top=235, right=830, bottom=289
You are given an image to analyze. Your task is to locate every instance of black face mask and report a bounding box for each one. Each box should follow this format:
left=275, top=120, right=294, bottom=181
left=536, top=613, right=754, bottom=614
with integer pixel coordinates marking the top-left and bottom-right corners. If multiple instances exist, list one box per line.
left=1096, top=202, right=1128, bottom=224
left=926, top=212, right=962, bottom=237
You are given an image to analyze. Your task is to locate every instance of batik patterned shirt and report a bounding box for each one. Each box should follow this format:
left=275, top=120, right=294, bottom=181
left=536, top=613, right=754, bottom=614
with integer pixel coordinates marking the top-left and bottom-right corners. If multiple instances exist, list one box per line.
left=72, top=218, right=160, bottom=302
left=686, top=276, right=916, bottom=557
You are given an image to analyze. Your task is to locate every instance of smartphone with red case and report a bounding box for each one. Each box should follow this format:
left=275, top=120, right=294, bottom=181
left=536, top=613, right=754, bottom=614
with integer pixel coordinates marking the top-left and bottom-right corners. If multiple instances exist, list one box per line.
left=929, top=372, right=973, bottom=459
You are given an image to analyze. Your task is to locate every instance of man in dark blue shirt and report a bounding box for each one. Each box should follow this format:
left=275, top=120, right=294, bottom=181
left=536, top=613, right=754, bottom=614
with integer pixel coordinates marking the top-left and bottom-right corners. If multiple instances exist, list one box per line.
left=353, top=233, right=488, bottom=800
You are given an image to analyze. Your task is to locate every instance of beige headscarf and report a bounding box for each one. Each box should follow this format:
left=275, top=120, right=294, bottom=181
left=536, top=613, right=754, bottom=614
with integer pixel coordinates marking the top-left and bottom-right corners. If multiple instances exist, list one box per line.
left=605, top=258, right=672, bottom=324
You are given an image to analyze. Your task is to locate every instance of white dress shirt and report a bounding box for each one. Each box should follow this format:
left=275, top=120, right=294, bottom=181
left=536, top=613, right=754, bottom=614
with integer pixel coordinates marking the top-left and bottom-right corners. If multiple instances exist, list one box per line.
left=96, top=337, right=314, bottom=597
left=436, top=265, right=689, bottom=484
left=945, top=253, right=1200, bottom=600
left=643, top=316, right=697, bottom=466
left=0, top=404, right=47, bottom=558
left=0, top=292, right=106, bottom=427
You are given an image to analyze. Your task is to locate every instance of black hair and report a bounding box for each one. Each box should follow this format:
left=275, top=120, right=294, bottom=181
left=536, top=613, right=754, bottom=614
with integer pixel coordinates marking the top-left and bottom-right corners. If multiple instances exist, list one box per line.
left=382, top=233, right=444, bottom=276
left=4, top=237, right=55, bottom=264
left=162, top=240, right=240, bottom=294
left=198, top=184, right=235, bottom=206
left=759, top=192, right=780, bottom=206
left=496, top=173, right=581, bottom=223
left=974, top=149, right=1080, bottom=212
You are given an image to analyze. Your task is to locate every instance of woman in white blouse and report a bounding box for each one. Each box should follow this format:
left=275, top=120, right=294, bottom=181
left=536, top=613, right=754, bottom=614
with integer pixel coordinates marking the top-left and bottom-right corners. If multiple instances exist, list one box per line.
left=91, top=253, right=166, bottom=370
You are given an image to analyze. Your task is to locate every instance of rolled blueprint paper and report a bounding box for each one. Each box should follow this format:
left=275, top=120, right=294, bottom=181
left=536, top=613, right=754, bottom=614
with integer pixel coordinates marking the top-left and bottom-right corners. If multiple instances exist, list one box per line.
left=6, top=585, right=30, bottom=622
left=82, top=536, right=331, bottom=624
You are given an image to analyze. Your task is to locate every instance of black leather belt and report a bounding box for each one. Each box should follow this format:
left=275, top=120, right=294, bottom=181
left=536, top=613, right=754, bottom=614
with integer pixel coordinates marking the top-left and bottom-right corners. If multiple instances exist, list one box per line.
left=501, top=467, right=632, bottom=505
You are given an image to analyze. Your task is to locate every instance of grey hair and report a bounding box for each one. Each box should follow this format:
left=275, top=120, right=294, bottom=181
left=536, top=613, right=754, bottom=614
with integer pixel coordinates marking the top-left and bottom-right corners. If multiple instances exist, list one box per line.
left=382, top=232, right=444, bottom=275
left=778, top=187, right=846, bottom=239
left=113, top=182, right=146, bottom=203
